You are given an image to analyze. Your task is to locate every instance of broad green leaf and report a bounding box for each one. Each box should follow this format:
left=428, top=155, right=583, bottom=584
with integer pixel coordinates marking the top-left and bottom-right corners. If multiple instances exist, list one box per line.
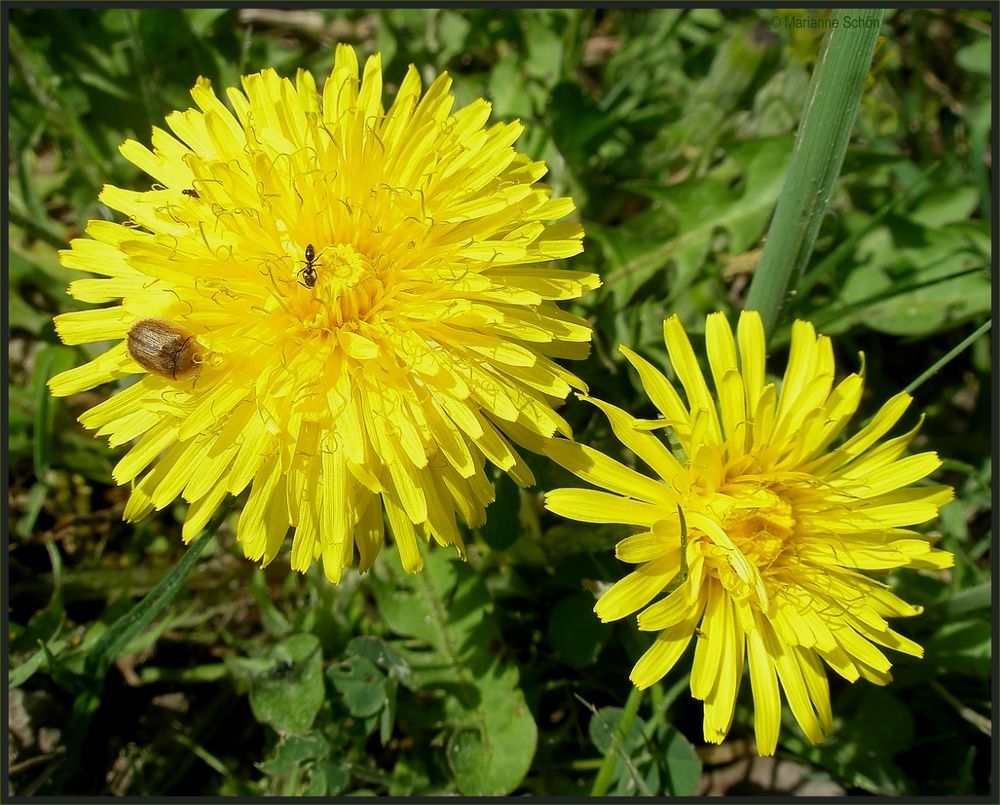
left=548, top=81, right=620, bottom=168
left=595, top=136, right=793, bottom=308
left=372, top=547, right=538, bottom=795
left=909, top=186, right=981, bottom=229
left=348, top=635, right=413, bottom=688
left=524, top=15, right=564, bottom=83
left=434, top=11, right=471, bottom=64
left=955, top=37, right=990, bottom=75
left=589, top=705, right=646, bottom=754
left=446, top=682, right=537, bottom=796
left=308, top=761, right=350, bottom=796
left=489, top=55, right=533, bottom=120
left=660, top=726, right=702, bottom=796
left=327, top=655, right=388, bottom=718
left=244, top=633, right=325, bottom=735
left=836, top=218, right=989, bottom=336
left=258, top=734, right=331, bottom=776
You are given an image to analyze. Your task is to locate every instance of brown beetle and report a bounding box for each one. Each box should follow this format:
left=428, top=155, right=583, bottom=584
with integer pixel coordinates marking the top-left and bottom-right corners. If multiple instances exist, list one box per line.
left=126, top=319, right=205, bottom=380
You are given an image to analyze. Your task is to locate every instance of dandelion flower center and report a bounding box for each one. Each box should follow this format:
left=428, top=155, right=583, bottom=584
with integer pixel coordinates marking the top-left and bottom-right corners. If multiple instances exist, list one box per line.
left=295, top=244, right=382, bottom=330
left=705, top=484, right=795, bottom=602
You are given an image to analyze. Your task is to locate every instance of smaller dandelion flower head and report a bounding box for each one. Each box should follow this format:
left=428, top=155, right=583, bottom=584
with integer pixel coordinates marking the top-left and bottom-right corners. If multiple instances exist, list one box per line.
left=544, top=311, right=953, bottom=754
left=49, top=45, right=599, bottom=582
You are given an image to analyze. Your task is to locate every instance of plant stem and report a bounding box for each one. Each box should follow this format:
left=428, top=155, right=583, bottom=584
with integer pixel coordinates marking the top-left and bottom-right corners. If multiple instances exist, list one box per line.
left=591, top=685, right=645, bottom=796
left=744, top=7, right=885, bottom=337
left=904, top=319, right=991, bottom=395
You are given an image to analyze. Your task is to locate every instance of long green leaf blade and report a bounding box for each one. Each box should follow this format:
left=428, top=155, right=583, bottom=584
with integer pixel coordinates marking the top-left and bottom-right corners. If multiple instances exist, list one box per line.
left=83, top=503, right=231, bottom=680
left=745, top=8, right=886, bottom=334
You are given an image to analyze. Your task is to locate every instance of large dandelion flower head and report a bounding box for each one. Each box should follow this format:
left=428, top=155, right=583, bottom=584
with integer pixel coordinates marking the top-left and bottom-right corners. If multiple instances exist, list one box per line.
left=544, top=311, right=953, bottom=754
left=49, top=45, right=598, bottom=582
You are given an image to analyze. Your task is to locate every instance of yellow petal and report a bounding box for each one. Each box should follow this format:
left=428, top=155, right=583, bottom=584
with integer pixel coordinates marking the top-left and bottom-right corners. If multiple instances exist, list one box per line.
left=663, top=315, right=721, bottom=444
left=544, top=439, right=673, bottom=505
left=630, top=599, right=705, bottom=689
left=747, top=617, right=781, bottom=756
left=594, top=556, right=676, bottom=622
left=545, top=489, right=668, bottom=527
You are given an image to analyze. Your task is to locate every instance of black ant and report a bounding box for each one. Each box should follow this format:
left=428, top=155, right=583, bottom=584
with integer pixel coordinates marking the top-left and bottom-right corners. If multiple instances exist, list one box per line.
left=268, top=659, right=294, bottom=679
left=181, top=188, right=200, bottom=198
left=297, top=243, right=319, bottom=289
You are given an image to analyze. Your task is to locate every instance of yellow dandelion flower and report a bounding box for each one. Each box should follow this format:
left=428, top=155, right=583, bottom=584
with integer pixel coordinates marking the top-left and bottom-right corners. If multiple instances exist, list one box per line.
left=543, top=311, right=953, bottom=754
left=49, top=45, right=599, bottom=582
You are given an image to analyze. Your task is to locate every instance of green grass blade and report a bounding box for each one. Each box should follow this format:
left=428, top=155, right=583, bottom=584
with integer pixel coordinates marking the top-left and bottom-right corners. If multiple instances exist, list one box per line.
left=904, top=319, right=992, bottom=395
left=83, top=501, right=233, bottom=680
left=32, top=347, right=76, bottom=477
left=32, top=350, right=56, bottom=477
left=744, top=8, right=885, bottom=335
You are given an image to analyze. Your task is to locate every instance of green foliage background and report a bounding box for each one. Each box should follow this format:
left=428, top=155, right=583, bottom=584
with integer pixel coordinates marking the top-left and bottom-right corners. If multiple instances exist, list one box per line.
left=7, top=7, right=992, bottom=797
